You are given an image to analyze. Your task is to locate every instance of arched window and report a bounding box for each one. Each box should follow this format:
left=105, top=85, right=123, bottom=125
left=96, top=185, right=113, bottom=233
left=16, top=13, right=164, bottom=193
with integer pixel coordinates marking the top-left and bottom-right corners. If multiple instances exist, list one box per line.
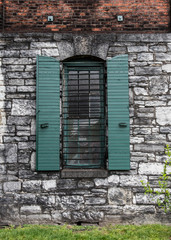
left=62, top=57, right=106, bottom=168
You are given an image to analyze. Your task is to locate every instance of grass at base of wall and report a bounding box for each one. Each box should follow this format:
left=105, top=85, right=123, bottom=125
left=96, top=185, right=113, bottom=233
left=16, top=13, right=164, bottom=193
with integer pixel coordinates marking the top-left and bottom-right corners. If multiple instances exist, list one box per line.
left=0, top=224, right=171, bottom=240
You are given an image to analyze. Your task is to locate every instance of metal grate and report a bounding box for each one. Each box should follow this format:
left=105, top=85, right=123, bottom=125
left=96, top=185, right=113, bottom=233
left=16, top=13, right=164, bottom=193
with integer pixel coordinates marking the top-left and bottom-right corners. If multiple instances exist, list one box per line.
left=62, top=61, right=105, bottom=168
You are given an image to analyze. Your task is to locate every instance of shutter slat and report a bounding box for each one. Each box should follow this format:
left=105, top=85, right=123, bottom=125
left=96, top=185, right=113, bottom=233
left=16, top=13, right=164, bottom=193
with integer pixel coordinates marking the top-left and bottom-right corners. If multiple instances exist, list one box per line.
left=36, top=55, right=60, bottom=171
left=107, top=55, right=130, bottom=170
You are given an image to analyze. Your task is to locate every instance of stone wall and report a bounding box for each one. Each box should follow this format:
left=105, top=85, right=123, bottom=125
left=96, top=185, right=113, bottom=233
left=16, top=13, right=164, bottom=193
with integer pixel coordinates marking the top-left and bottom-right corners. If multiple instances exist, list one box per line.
left=0, top=33, right=171, bottom=225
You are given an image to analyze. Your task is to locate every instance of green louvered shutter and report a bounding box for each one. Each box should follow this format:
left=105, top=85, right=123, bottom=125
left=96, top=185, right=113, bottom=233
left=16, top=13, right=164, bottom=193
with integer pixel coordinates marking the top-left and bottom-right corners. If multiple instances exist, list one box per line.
left=107, top=54, right=130, bottom=170
left=36, top=55, right=60, bottom=171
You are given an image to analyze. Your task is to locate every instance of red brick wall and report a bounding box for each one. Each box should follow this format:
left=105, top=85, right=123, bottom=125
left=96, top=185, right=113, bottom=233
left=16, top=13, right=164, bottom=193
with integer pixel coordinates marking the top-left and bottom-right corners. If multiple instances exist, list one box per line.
left=0, top=0, right=170, bottom=32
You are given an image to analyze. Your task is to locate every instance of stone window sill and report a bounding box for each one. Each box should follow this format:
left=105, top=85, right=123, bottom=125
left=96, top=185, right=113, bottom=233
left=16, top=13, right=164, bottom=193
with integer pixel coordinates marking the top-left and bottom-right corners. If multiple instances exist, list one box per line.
left=61, top=169, right=108, bottom=178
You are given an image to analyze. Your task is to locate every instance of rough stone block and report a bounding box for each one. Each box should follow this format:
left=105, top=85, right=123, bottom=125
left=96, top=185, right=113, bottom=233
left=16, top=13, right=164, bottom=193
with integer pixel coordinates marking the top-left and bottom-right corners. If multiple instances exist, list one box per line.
left=6, top=65, right=25, bottom=72
left=52, top=211, right=62, bottom=222
left=149, top=45, right=167, bottom=52
left=30, top=42, right=58, bottom=49
left=3, top=181, right=21, bottom=192
left=127, top=46, right=148, bottom=52
left=20, top=205, right=41, bottom=214
left=123, top=205, right=155, bottom=214
left=134, top=144, right=164, bottom=152
left=137, top=53, right=153, bottom=61
left=18, top=142, right=36, bottom=150
left=156, top=107, right=171, bottom=125
left=4, top=136, right=28, bottom=143
left=134, top=87, right=148, bottom=95
left=135, top=66, right=162, bottom=75
left=145, top=101, right=166, bottom=107
left=162, top=64, right=171, bottom=73
left=0, top=164, right=6, bottom=175
left=9, top=79, right=24, bottom=85
left=78, top=180, right=94, bottom=188
left=42, top=180, right=56, bottom=191
left=22, top=180, right=41, bottom=192
left=20, top=50, right=41, bottom=57
left=42, top=48, right=59, bottom=57
left=26, top=214, right=51, bottom=222
left=108, top=188, right=132, bottom=205
left=17, top=86, right=36, bottom=92
left=14, top=193, right=36, bottom=205
left=155, top=53, right=171, bottom=61
left=7, top=116, right=31, bottom=125
left=139, top=162, right=171, bottom=175
left=12, top=100, right=36, bottom=116
left=120, top=175, right=147, bottom=187
left=61, top=196, right=84, bottom=210
left=57, top=179, right=77, bottom=189
left=149, top=76, right=168, bottom=95
left=85, top=197, right=106, bottom=205
left=3, top=58, right=33, bottom=65
left=4, top=144, right=17, bottom=163
left=71, top=210, right=104, bottom=222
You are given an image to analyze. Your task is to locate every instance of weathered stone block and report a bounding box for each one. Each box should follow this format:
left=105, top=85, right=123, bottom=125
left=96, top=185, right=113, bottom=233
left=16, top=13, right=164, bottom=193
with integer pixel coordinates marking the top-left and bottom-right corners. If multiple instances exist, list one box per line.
left=120, top=175, right=147, bottom=187
left=20, top=205, right=41, bottom=214
left=42, top=180, right=56, bottom=191
left=20, top=50, right=41, bottom=57
left=52, top=211, right=62, bottom=222
left=145, top=101, right=166, bottom=106
left=6, top=65, right=25, bottom=72
left=31, top=118, right=36, bottom=135
left=9, top=79, right=24, bottom=85
left=134, top=87, right=148, bottom=95
left=0, top=164, right=6, bottom=175
left=42, top=48, right=59, bottom=57
left=7, top=72, right=34, bottom=79
left=135, top=67, right=162, bottom=75
left=155, top=53, right=171, bottom=61
left=4, top=136, right=28, bottom=142
left=149, top=45, right=167, bottom=52
left=123, top=205, right=155, bottom=214
left=7, top=116, right=31, bottom=125
left=162, top=64, right=171, bottom=73
left=78, top=180, right=94, bottom=188
left=57, top=41, right=74, bottom=60
left=61, top=196, right=84, bottom=210
left=57, top=179, right=77, bottom=189
left=156, top=107, right=171, bottom=125
left=4, top=144, right=17, bottom=163
left=71, top=210, right=104, bottom=222
left=22, top=180, right=41, bottom=192
left=12, top=100, right=36, bottom=116
left=108, top=187, right=132, bottom=205
left=14, top=193, right=36, bottom=205
left=18, top=142, right=36, bottom=150
left=3, top=181, right=21, bottom=192
left=134, top=144, right=164, bottom=152
left=85, top=197, right=106, bottom=205
left=127, top=46, right=148, bottom=52
left=139, top=162, right=171, bottom=175
left=149, top=76, right=168, bottom=95
left=3, top=58, right=33, bottom=65
left=30, top=42, right=58, bottom=49
left=17, top=86, right=36, bottom=92
left=137, top=53, right=153, bottom=61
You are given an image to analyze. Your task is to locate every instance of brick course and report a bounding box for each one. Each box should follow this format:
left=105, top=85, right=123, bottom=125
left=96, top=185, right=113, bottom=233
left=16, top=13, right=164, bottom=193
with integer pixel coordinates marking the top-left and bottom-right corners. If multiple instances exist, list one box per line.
left=0, top=0, right=170, bottom=32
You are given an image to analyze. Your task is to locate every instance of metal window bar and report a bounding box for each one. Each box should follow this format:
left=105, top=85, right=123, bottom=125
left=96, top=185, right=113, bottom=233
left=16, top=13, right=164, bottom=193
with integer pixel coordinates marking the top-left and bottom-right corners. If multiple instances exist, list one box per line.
left=62, top=62, right=105, bottom=168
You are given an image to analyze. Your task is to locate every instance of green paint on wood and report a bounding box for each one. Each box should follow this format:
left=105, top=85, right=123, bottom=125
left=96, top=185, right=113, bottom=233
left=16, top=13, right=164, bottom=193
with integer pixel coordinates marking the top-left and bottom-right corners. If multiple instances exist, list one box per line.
left=107, top=55, right=130, bottom=170
left=36, top=55, right=60, bottom=171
